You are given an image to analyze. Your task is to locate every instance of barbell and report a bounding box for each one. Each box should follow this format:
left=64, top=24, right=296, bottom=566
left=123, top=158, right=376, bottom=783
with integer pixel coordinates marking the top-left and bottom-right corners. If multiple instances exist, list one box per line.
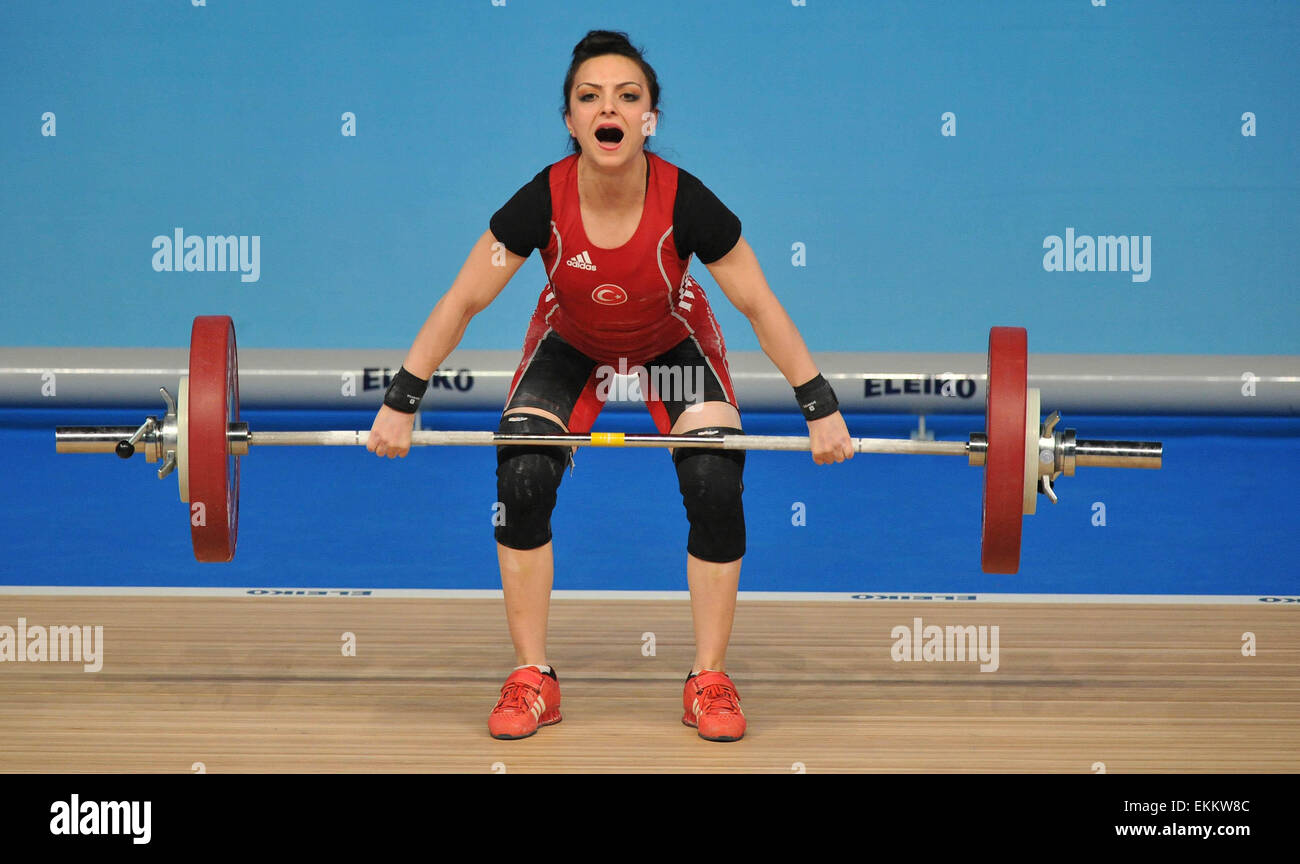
left=54, top=315, right=1162, bottom=573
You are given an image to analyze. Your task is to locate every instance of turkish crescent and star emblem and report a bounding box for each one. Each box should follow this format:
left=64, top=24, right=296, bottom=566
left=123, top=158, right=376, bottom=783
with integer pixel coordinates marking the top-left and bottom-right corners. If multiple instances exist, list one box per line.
left=591, top=284, right=628, bottom=306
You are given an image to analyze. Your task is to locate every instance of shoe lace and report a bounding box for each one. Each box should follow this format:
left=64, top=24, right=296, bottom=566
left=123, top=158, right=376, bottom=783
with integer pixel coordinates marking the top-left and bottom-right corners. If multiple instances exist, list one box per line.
left=697, top=682, right=741, bottom=715
left=494, top=681, right=537, bottom=715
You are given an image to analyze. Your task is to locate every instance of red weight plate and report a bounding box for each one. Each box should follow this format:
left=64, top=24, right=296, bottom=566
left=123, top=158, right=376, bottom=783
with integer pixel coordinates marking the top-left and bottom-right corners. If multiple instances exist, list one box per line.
left=188, top=315, right=240, bottom=562
left=981, top=326, right=1028, bottom=574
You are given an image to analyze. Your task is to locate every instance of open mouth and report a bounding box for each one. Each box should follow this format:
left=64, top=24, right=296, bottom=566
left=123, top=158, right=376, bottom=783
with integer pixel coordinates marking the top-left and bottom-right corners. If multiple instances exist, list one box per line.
left=594, top=125, right=625, bottom=147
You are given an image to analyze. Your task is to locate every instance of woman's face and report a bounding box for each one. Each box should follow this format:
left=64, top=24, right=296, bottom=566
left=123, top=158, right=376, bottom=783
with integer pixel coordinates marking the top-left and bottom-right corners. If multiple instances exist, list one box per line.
left=566, top=54, right=656, bottom=169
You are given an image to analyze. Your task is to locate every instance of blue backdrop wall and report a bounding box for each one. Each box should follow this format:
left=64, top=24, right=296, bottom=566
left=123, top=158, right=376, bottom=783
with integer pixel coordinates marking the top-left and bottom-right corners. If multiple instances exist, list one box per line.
left=2, top=0, right=1296, bottom=355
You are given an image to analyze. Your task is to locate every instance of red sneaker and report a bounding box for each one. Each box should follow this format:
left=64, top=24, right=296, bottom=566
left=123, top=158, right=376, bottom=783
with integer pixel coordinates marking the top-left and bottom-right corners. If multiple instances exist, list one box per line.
left=682, top=670, right=746, bottom=742
left=488, top=666, right=562, bottom=740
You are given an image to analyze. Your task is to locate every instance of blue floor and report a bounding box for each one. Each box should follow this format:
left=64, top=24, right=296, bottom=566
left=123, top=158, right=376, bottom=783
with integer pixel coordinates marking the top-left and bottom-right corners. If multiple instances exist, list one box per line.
left=3, top=407, right=1298, bottom=595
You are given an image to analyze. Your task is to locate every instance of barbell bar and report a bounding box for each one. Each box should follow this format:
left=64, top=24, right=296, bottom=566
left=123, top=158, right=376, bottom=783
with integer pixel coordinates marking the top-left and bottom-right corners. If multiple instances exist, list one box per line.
left=54, top=316, right=1162, bottom=572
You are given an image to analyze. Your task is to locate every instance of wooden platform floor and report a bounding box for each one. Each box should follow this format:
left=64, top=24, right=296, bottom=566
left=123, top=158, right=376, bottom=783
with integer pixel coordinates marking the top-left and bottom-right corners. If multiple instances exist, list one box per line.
left=1, top=597, right=1296, bottom=773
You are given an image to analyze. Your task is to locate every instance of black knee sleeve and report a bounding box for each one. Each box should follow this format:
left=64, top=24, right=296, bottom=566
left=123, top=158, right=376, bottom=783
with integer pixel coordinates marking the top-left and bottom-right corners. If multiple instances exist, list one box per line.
left=672, top=427, right=746, bottom=563
left=495, top=414, right=569, bottom=550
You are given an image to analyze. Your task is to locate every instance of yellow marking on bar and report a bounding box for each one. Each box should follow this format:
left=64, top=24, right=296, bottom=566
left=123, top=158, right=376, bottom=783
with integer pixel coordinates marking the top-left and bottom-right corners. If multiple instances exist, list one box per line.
left=589, top=432, right=625, bottom=447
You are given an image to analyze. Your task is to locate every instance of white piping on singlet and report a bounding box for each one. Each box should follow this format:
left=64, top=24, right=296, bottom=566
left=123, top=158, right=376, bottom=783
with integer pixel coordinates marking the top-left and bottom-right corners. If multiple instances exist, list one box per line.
left=505, top=224, right=564, bottom=406
left=658, top=229, right=728, bottom=404
left=547, top=221, right=562, bottom=283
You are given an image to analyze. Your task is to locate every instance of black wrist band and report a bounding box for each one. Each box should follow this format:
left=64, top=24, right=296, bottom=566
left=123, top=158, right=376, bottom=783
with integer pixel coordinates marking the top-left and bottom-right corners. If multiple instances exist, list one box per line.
left=793, top=374, right=839, bottom=421
left=383, top=366, right=430, bottom=414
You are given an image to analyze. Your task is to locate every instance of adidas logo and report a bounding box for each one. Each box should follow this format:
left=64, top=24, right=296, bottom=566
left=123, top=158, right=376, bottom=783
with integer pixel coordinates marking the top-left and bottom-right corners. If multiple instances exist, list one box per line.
left=565, top=250, right=597, bottom=271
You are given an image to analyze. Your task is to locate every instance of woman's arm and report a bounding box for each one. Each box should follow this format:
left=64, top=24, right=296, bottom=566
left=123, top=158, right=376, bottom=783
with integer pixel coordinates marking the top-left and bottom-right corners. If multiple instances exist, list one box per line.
left=402, top=230, right=527, bottom=377
left=368, top=229, right=527, bottom=457
left=705, top=236, right=854, bottom=463
left=705, top=237, right=818, bottom=388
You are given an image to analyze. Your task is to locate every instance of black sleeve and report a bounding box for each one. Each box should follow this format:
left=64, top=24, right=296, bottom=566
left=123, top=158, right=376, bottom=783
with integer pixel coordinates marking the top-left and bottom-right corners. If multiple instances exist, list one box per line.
left=673, top=168, right=742, bottom=264
left=489, top=166, right=552, bottom=258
